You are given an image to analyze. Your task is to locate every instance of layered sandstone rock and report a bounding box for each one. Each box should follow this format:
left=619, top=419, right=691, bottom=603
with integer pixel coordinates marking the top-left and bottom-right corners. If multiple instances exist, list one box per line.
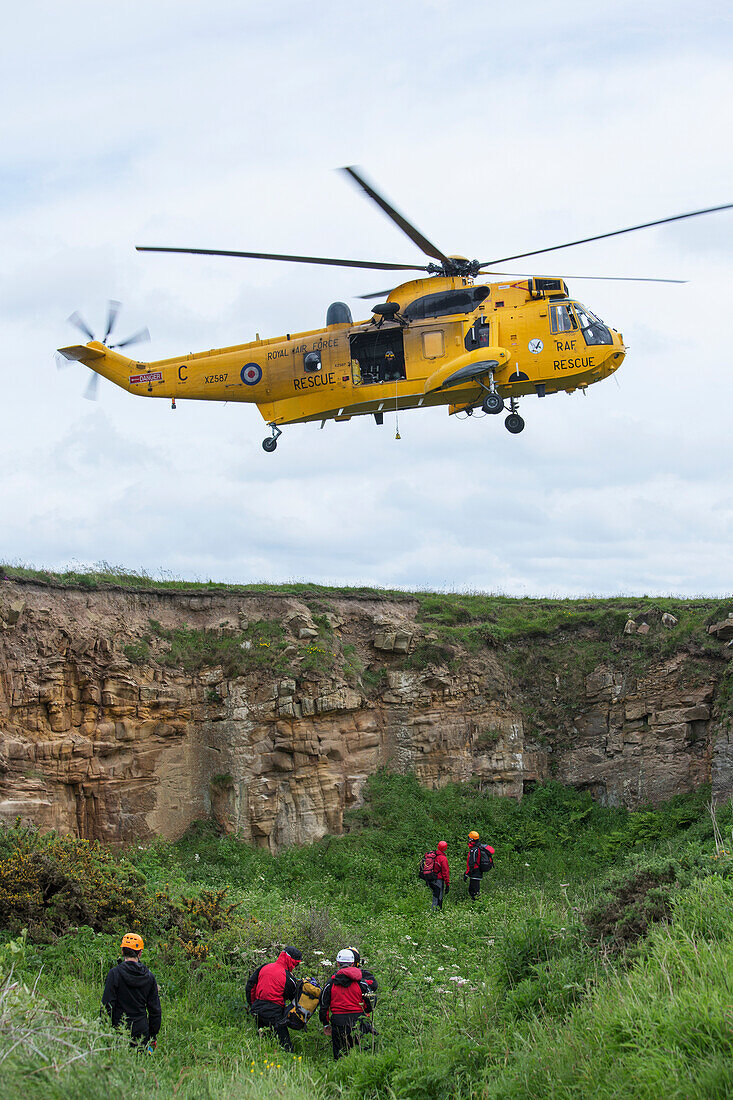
left=0, top=579, right=731, bottom=850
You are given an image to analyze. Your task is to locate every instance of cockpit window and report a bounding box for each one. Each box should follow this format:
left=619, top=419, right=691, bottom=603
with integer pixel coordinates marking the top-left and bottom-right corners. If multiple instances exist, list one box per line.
left=402, top=286, right=490, bottom=321
left=549, top=304, right=577, bottom=333
left=571, top=303, right=613, bottom=345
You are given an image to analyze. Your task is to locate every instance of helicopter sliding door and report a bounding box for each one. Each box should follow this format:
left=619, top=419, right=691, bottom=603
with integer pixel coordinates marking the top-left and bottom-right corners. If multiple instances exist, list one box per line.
left=350, top=328, right=406, bottom=386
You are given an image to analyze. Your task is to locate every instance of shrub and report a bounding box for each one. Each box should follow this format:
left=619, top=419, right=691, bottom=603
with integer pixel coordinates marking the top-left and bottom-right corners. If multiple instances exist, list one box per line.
left=0, top=825, right=153, bottom=941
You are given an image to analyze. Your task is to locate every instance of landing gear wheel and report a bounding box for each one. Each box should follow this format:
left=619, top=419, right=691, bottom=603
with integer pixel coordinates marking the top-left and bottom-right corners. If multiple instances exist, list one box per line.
left=482, top=393, right=504, bottom=415
left=505, top=413, right=525, bottom=435
left=262, top=437, right=278, bottom=452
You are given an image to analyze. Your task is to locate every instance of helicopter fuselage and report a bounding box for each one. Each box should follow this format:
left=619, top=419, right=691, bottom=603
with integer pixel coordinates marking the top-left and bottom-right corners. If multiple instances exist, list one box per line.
left=58, top=275, right=626, bottom=432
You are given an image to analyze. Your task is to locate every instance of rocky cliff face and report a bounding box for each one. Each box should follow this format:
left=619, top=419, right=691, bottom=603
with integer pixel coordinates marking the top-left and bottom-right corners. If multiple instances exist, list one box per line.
left=1, top=579, right=731, bottom=849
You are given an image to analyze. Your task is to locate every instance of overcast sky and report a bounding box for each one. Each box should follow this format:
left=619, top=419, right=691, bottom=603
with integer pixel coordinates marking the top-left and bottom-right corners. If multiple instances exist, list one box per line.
left=2, top=1, right=732, bottom=596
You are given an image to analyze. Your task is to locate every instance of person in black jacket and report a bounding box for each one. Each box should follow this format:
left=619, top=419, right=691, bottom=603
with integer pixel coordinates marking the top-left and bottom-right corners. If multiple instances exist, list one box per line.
left=101, top=933, right=161, bottom=1048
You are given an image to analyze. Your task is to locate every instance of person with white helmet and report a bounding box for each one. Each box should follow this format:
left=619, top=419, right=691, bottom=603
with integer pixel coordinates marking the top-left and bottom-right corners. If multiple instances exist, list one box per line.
left=319, top=947, right=378, bottom=1060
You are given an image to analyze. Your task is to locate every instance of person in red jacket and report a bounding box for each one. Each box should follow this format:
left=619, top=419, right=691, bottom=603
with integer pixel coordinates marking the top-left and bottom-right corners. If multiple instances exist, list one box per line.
left=465, top=830, right=495, bottom=900
left=245, top=946, right=302, bottom=1051
left=319, top=948, right=377, bottom=1060
left=428, top=840, right=450, bottom=910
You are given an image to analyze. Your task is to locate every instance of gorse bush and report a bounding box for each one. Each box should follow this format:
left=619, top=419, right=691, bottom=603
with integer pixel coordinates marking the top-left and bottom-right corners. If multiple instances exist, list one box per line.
left=1, top=775, right=731, bottom=1100
left=0, top=826, right=152, bottom=940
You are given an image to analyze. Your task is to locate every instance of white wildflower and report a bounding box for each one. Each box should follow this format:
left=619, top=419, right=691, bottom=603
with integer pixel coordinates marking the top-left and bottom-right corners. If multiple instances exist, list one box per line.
left=313, top=950, right=323, bottom=955
left=424, top=976, right=434, bottom=982
left=194, top=853, right=200, bottom=862
left=320, top=959, right=333, bottom=967
left=437, top=966, right=445, bottom=971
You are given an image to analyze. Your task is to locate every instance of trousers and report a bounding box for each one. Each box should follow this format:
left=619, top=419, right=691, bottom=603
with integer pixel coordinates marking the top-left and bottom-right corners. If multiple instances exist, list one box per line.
left=254, top=1002, right=293, bottom=1051
left=330, top=1012, right=364, bottom=1060
left=468, top=875, right=482, bottom=899
left=428, top=877, right=446, bottom=909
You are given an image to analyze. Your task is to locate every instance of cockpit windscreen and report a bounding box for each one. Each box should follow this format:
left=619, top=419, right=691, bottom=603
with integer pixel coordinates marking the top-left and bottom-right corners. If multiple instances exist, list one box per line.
left=571, top=303, right=613, bottom=345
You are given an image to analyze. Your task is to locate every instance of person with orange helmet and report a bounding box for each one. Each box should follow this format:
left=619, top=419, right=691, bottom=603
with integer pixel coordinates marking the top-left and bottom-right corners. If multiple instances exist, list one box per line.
left=418, top=840, right=450, bottom=910
left=465, top=831, right=495, bottom=899
left=101, top=933, right=161, bottom=1049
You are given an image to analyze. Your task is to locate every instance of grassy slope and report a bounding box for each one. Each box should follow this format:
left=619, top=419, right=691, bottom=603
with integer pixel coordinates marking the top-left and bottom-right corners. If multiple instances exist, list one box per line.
left=1, top=775, right=732, bottom=1100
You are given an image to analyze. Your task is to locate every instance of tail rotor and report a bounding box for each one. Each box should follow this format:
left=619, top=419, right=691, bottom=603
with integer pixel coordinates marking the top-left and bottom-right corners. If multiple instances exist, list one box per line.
left=60, top=301, right=150, bottom=399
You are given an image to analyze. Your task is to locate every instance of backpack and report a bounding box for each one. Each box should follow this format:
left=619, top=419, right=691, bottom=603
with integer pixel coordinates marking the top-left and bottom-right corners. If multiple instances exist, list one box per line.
left=417, top=850, right=438, bottom=880
left=468, top=844, right=494, bottom=874
left=283, top=978, right=322, bottom=1031
left=479, top=844, right=494, bottom=872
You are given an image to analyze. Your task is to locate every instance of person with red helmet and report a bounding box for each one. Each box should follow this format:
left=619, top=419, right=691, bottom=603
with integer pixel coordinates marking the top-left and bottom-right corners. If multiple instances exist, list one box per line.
left=419, top=839, right=450, bottom=910
left=319, top=947, right=378, bottom=1060
left=245, top=946, right=302, bottom=1051
left=101, top=933, right=161, bottom=1049
left=465, top=830, right=495, bottom=899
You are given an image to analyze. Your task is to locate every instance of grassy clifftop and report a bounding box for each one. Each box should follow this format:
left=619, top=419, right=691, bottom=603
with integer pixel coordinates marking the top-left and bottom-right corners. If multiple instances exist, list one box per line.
left=4, top=561, right=732, bottom=655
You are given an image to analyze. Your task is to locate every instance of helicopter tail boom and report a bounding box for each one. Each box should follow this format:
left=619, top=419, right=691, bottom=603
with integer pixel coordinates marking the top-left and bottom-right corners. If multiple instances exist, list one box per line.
left=57, top=341, right=168, bottom=397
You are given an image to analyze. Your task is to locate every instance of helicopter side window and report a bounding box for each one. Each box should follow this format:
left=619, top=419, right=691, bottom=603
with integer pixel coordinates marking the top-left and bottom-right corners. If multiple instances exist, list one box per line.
left=549, top=304, right=577, bottom=334
left=571, top=303, right=613, bottom=346
left=304, top=351, right=321, bottom=372
left=402, top=286, right=490, bottom=321
left=350, top=329, right=406, bottom=385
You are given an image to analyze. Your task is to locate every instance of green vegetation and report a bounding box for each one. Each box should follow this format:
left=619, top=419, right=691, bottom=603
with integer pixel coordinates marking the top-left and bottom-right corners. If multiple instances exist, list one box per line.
left=146, top=618, right=289, bottom=678
left=122, top=635, right=152, bottom=663
left=1, top=775, right=732, bottom=1099
left=412, top=591, right=732, bottom=657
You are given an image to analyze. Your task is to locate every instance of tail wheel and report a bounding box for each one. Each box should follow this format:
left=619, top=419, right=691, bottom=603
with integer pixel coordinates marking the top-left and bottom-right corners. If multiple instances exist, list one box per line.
left=505, top=413, right=525, bottom=434
left=482, top=393, right=504, bottom=415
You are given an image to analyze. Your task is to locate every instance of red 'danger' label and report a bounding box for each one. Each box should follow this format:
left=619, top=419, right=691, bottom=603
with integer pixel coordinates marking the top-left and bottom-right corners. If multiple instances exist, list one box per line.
left=129, top=372, right=163, bottom=385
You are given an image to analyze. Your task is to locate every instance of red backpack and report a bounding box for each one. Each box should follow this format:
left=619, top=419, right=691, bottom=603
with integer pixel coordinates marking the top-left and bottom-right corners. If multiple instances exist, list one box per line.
left=417, top=850, right=438, bottom=880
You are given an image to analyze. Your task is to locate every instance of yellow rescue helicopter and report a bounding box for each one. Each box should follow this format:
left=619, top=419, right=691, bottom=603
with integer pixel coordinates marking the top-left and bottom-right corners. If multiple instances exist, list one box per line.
left=57, top=168, right=732, bottom=451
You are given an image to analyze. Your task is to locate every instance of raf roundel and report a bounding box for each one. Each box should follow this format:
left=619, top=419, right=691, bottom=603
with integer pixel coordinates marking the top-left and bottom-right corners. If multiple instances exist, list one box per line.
left=241, top=362, right=262, bottom=386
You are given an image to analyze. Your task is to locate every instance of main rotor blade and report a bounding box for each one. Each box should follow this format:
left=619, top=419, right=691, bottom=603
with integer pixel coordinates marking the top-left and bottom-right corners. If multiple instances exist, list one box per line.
left=111, top=327, right=151, bottom=348
left=341, top=165, right=451, bottom=265
left=68, top=311, right=95, bottom=341
left=84, top=372, right=100, bottom=401
left=136, top=245, right=428, bottom=272
left=103, top=299, right=121, bottom=343
left=356, top=287, right=396, bottom=300
left=356, top=270, right=686, bottom=299
left=481, top=203, right=733, bottom=266
left=481, top=271, right=687, bottom=284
